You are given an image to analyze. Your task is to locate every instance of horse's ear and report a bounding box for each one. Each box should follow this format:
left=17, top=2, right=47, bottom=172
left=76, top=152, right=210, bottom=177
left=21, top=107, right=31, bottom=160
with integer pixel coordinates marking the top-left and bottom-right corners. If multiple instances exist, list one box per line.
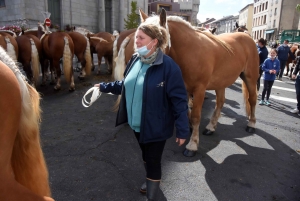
left=235, top=22, right=239, bottom=28
left=160, top=8, right=167, bottom=28
left=139, top=9, right=148, bottom=23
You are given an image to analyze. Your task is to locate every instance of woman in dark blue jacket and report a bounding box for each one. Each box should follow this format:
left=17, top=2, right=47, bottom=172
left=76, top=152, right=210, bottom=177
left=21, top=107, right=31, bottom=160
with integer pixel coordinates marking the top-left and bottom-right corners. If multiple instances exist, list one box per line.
left=94, top=24, right=189, bottom=200
left=257, top=38, right=269, bottom=91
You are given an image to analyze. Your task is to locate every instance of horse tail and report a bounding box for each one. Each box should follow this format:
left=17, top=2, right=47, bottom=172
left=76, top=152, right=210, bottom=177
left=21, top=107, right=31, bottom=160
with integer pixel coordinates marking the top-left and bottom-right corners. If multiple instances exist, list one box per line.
left=84, top=36, right=92, bottom=75
left=29, top=38, right=40, bottom=85
left=4, top=36, right=17, bottom=62
left=242, top=81, right=251, bottom=117
left=0, top=47, right=51, bottom=197
left=114, top=36, right=130, bottom=81
left=63, top=36, right=72, bottom=83
left=112, top=34, right=120, bottom=72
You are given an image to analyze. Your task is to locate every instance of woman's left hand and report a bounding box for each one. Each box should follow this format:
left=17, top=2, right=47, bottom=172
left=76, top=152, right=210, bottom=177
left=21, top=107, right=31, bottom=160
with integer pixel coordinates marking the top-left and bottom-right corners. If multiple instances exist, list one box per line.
left=94, top=84, right=100, bottom=87
left=176, top=138, right=186, bottom=146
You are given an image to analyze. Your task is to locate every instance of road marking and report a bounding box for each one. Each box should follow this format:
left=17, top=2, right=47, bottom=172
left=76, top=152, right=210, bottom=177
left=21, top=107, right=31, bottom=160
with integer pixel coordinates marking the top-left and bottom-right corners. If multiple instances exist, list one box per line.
left=260, top=84, right=295, bottom=92
left=269, top=95, right=297, bottom=103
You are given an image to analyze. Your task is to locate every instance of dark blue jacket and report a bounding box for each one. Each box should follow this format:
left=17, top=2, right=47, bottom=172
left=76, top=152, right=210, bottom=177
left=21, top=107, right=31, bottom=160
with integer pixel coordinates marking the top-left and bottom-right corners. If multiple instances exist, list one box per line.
left=277, top=45, right=295, bottom=61
left=257, top=46, right=268, bottom=67
left=99, top=49, right=189, bottom=143
left=262, top=58, right=280, bottom=81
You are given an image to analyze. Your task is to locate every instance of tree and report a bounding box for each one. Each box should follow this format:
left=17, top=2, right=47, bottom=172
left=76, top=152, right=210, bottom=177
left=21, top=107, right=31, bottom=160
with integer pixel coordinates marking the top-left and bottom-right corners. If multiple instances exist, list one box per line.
left=124, top=1, right=139, bottom=30
left=296, top=4, right=300, bottom=12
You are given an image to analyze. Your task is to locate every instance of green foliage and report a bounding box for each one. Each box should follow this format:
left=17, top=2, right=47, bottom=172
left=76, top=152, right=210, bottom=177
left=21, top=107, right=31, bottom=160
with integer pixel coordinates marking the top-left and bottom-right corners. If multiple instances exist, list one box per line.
left=124, top=1, right=139, bottom=30
left=296, top=4, right=300, bottom=12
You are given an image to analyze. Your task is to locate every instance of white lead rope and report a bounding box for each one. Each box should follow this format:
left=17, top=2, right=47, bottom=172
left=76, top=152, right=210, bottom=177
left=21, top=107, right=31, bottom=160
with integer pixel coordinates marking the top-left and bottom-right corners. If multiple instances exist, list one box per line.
left=82, top=87, right=102, bottom=107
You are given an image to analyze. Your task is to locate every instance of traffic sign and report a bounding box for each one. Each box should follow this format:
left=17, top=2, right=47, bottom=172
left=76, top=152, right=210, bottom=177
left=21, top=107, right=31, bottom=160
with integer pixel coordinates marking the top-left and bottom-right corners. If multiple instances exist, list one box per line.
left=44, top=18, right=51, bottom=27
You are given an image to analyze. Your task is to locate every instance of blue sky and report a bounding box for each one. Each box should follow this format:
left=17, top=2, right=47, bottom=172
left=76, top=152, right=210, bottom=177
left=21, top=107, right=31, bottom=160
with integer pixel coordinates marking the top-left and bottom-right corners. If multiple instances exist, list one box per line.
left=197, top=0, right=254, bottom=22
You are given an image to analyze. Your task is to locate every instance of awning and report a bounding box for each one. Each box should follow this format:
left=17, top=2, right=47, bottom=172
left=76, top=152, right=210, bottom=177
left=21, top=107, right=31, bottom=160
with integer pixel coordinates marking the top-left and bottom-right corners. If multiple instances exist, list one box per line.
left=265, top=30, right=274, bottom=34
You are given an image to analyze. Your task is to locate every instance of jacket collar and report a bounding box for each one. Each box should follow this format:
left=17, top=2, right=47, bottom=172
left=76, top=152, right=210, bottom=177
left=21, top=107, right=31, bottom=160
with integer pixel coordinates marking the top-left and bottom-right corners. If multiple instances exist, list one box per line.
left=152, top=48, right=164, bottom=66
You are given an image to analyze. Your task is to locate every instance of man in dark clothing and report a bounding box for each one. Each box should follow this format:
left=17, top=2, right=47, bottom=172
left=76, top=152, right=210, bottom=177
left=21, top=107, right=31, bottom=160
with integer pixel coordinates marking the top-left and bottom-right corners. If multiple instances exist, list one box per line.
left=257, top=38, right=269, bottom=91
left=276, top=40, right=295, bottom=81
left=290, top=56, right=300, bottom=116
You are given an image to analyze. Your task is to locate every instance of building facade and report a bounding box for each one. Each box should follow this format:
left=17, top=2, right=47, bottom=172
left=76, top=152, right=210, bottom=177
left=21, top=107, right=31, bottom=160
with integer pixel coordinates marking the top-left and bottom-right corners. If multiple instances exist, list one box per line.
left=239, top=3, right=254, bottom=36
left=0, top=0, right=148, bottom=33
left=252, top=0, right=269, bottom=40
left=148, top=0, right=200, bottom=25
left=208, top=15, right=234, bottom=35
left=225, top=15, right=239, bottom=33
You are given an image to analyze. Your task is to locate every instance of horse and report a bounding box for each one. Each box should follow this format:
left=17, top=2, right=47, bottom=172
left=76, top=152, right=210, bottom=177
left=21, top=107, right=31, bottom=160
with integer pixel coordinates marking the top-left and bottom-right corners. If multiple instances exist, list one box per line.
left=87, top=32, right=115, bottom=74
left=0, top=31, right=18, bottom=62
left=285, top=44, right=298, bottom=77
left=0, top=30, right=17, bottom=37
left=67, top=31, right=92, bottom=79
left=16, top=34, right=42, bottom=86
left=37, top=23, right=75, bottom=91
left=235, top=22, right=248, bottom=33
left=114, top=9, right=259, bottom=157
left=0, top=46, right=54, bottom=201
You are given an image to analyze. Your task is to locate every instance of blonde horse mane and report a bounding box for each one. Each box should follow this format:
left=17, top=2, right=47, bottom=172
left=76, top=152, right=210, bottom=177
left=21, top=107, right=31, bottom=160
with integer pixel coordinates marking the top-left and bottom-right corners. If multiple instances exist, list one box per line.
left=0, top=46, right=51, bottom=197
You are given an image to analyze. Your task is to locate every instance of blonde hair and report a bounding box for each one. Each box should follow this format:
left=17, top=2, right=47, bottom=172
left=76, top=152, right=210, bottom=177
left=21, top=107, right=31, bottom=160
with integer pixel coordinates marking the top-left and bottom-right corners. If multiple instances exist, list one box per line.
left=137, top=24, right=168, bottom=50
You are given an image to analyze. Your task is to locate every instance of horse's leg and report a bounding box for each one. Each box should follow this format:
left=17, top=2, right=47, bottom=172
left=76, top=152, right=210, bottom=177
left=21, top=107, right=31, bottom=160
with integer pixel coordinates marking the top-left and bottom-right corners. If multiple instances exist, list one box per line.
left=22, top=62, right=33, bottom=85
left=183, top=87, right=206, bottom=157
left=105, top=56, right=112, bottom=74
left=41, top=59, right=49, bottom=86
left=78, top=54, right=86, bottom=80
left=97, top=54, right=102, bottom=75
left=203, top=88, right=225, bottom=135
left=49, top=60, right=56, bottom=85
left=52, top=59, right=61, bottom=90
left=285, top=62, right=289, bottom=76
left=241, top=74, right=257, bottom=133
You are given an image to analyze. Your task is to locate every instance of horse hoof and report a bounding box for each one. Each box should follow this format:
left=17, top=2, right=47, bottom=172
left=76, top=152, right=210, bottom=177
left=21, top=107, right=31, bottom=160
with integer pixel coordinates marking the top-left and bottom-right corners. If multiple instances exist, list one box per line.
left=246, top=126, right=255, bottom=133
left=54, top=86, right=61, bottom=91
left=202, top=129, right=214, bottom=135
left=183, top=149, right=196, bottom=157
left=69, top=88, right=75, bottom=92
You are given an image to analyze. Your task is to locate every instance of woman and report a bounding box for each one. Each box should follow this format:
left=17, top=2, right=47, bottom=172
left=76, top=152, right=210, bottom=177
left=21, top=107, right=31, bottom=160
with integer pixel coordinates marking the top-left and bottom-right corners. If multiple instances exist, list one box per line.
left=257, top=38, right=269, bottom=92
left=94, top=24, right=189, bottom=200
left=259, top=48, right=280, bottom=106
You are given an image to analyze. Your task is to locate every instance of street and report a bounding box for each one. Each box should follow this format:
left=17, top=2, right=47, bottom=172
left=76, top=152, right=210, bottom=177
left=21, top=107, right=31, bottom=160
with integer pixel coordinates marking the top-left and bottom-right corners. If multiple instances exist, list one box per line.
left=37, top=61, right=300, bottom=201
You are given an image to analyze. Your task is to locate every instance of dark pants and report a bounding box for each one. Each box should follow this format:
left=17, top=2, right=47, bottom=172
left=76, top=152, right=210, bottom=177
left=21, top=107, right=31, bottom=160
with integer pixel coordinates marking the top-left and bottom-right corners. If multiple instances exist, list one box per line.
left=295, top=75, right=300, bottom=111
left=257, top=67, right=263, bottom=91
left=277, top=60, right=287, bottom=78
left=134, top=131, right=166, bottom=180
left=262, top=80, right=274, bottom=101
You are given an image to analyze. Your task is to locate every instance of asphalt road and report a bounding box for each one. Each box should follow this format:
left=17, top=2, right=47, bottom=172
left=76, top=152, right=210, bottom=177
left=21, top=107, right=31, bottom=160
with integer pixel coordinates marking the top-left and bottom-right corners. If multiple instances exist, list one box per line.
left=37, top=61, right=300, bottom=201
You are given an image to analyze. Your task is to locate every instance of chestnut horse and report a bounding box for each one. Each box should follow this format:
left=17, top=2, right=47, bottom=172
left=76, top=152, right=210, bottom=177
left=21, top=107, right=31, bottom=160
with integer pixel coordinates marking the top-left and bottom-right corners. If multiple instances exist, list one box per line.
left=37, top=23, right=75, bottom=91
left=285, top=44, right=298, bottom=77
left=0, top=31, right=18, bottom=62
left=67, top=31, right=92, bottom=79
left=115, top=9, right=259, bottom=156
left=16, top=34, right=42, bottom=85
left=0, top=47, right=53, bottom=201
left=87, top=32, right=115, bottom=74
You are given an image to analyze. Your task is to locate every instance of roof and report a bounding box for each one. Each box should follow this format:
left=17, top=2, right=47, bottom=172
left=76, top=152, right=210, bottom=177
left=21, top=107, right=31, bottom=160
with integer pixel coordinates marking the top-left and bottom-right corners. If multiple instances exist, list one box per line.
left=239, top=3, right=254, bottom=12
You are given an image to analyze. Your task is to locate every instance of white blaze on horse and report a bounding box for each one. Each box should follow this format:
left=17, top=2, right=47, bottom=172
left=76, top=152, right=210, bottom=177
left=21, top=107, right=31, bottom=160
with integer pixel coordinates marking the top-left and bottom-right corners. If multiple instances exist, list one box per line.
left=114, top=9, right=259, bottom=157
left=0, top=46, right=54, bottom=201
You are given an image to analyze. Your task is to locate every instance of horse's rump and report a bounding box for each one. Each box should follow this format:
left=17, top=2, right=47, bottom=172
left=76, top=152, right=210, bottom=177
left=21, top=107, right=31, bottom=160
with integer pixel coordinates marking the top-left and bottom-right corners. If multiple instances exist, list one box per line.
left=0, top=46, right=52, bottom=200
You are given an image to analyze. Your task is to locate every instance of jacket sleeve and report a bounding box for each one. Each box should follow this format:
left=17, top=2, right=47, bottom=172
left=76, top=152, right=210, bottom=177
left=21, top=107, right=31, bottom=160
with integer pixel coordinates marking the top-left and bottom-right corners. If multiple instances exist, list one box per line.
left=262, top=60, right=271, bottom=73
left=293, top=57, right=300, bottom=75
left=276, top=60, right=280, bottom=72
left=99, top=80, right=123, bottom=95
left=166, top=62, right=189, bottom=139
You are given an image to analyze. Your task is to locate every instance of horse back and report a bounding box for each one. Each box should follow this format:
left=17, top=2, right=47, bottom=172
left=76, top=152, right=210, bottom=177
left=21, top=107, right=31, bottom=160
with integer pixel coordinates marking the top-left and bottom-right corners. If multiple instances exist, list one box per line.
left=117, top=29, right=136, bottom=51
left=0, top=32, right=18, bottom=58
left=67, top=32, right=87, bottom=56
left=45, top=32, right=74, bottom=58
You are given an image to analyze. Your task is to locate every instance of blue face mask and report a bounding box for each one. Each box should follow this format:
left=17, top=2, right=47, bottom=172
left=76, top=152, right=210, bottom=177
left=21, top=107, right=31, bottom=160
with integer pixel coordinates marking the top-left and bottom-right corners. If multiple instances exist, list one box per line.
left=137, top=40, right=153, bottom=56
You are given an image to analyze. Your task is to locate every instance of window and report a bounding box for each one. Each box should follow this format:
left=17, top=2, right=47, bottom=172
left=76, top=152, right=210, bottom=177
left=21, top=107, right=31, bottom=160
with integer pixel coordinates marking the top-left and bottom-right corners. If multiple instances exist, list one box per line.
left=254, top=7, right=256, bottom=14
left=273, top=19, right=276, bottom=28
left=0, top=0, right=5, bottom=7
left=274, top=8, right=277, bottom=15
left=262, top=3, right=265, bottom=11
left=264, top=15, right=266, bottom=24
left=266, top=2, right=268, bottom=9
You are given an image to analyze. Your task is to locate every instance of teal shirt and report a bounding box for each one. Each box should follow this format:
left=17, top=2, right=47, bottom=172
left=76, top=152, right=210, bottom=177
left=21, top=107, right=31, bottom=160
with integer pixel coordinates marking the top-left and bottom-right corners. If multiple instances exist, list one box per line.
left=124, top=59, right=151, bottom=132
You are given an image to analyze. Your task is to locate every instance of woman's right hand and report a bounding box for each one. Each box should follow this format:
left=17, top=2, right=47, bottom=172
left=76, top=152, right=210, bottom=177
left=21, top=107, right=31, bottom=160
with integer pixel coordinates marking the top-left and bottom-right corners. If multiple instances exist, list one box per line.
left=94, top=84, right=100, bottom=87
